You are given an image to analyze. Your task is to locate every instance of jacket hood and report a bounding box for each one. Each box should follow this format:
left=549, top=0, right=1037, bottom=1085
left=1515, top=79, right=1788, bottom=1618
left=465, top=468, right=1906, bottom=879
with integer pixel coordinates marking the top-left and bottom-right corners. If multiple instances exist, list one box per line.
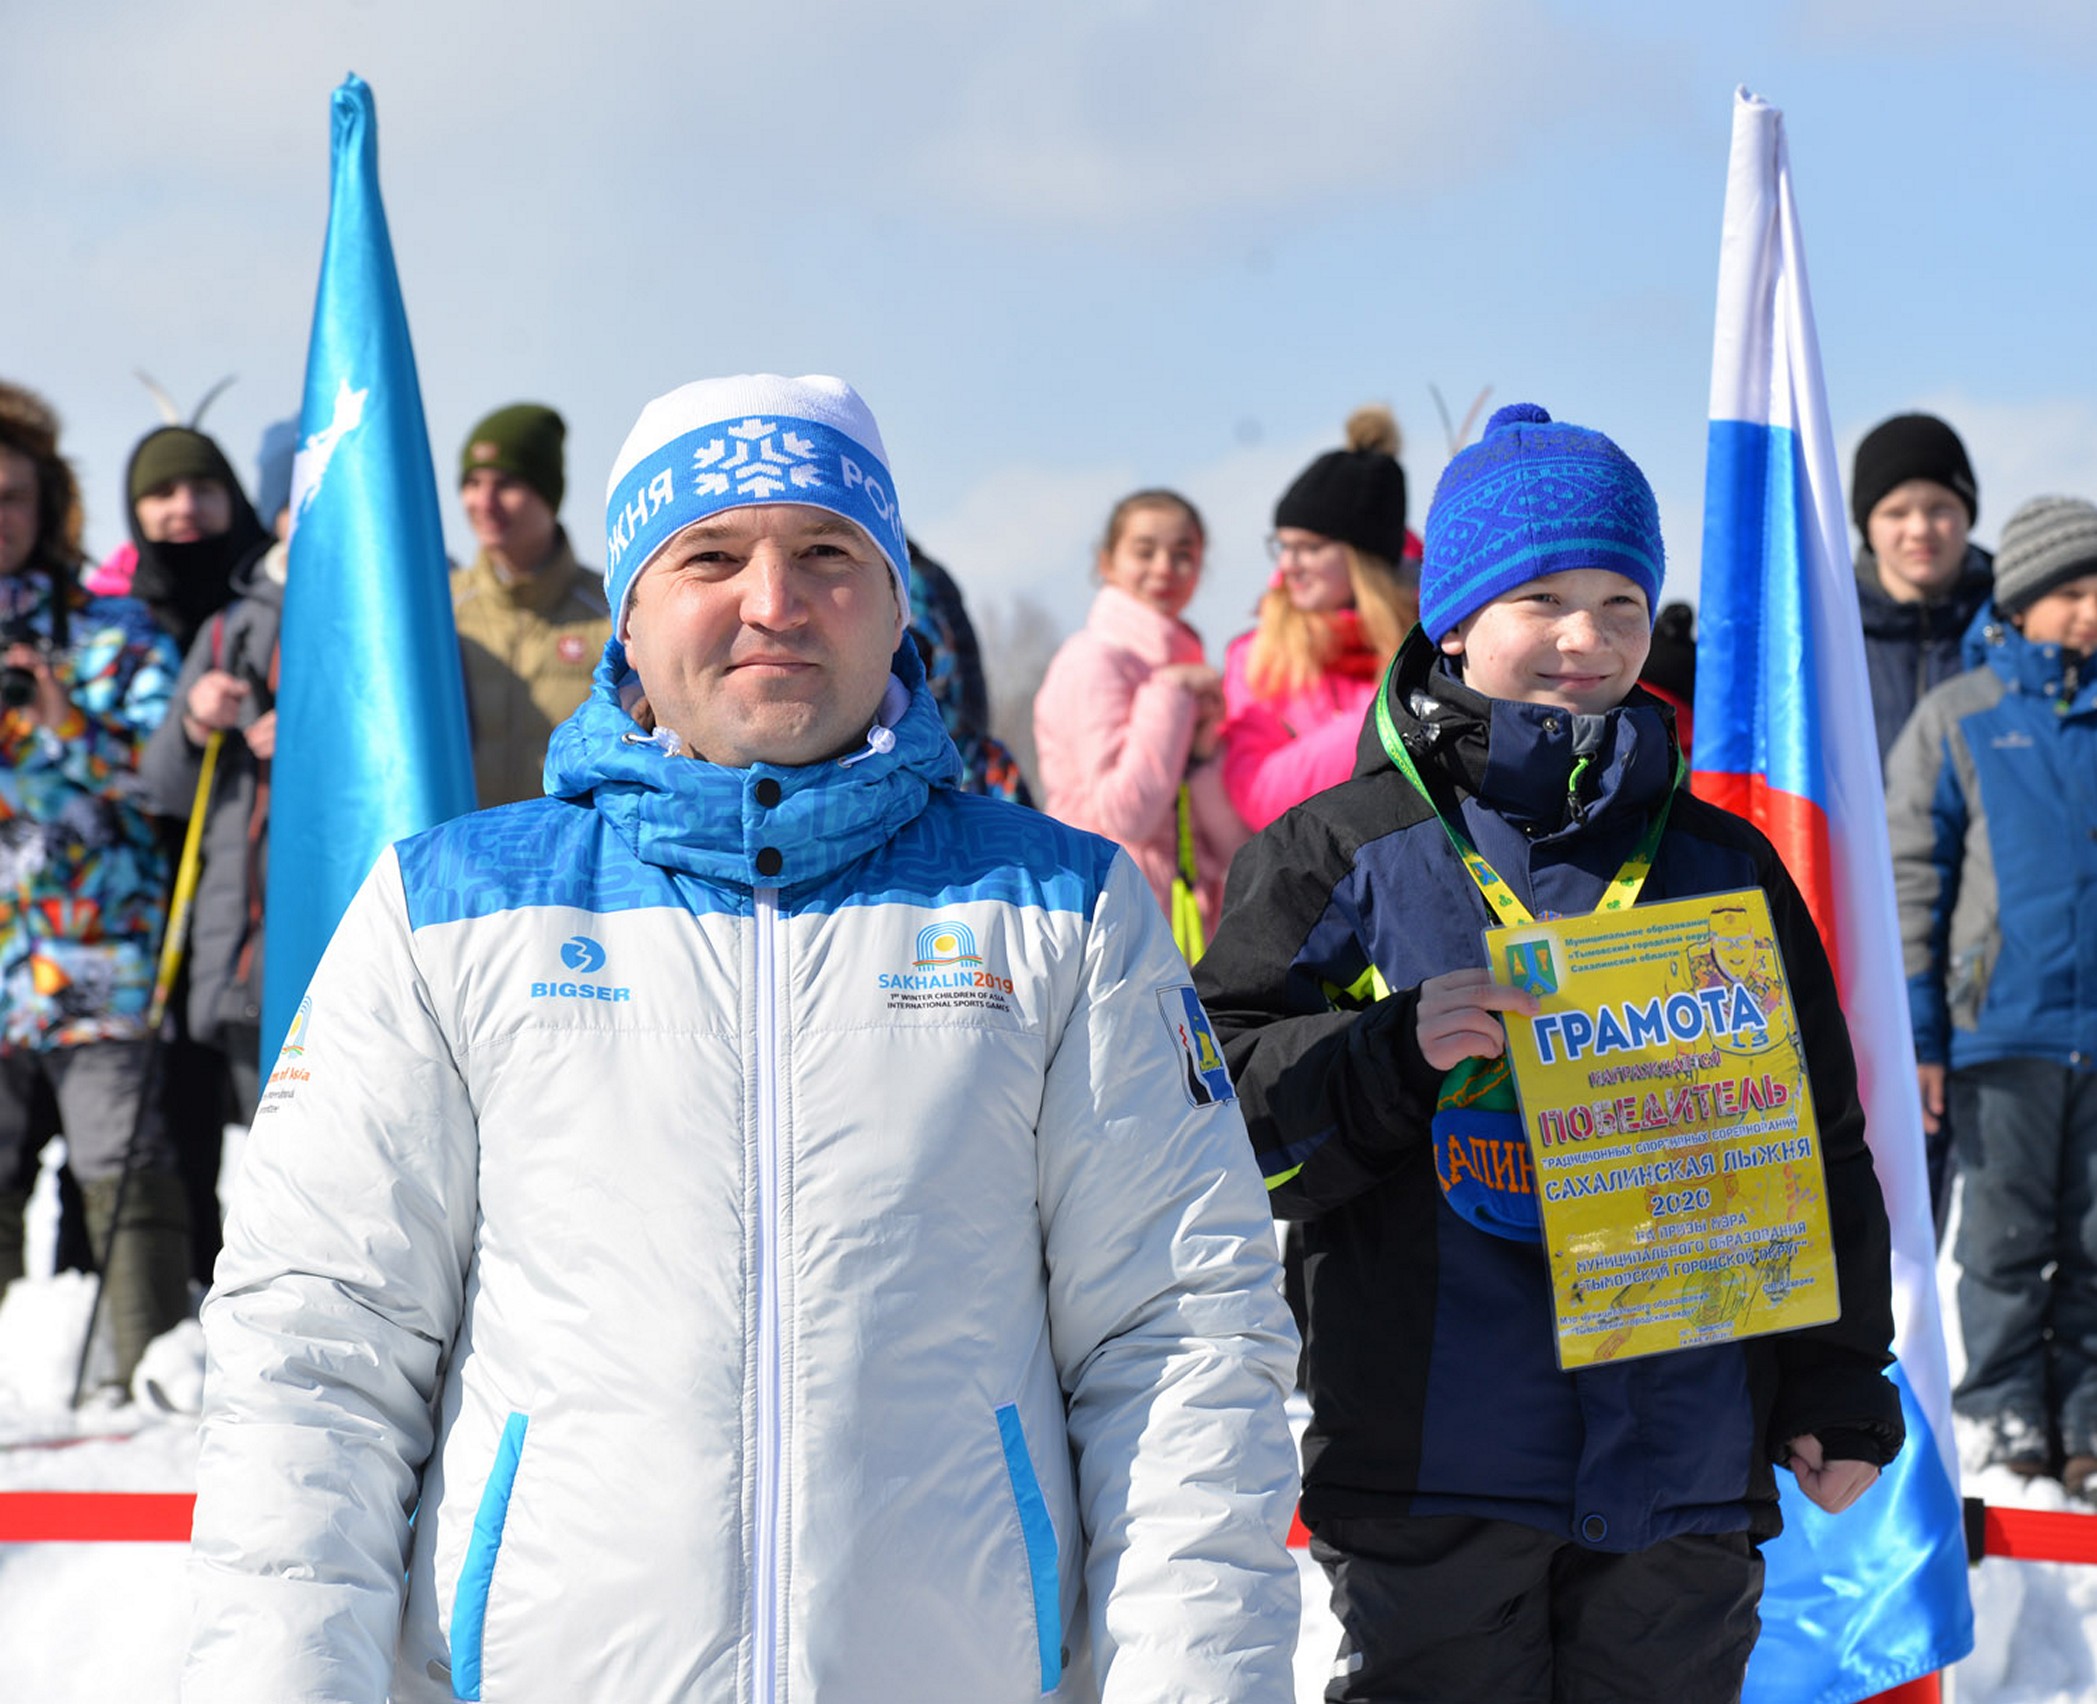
left=1360, top=625, right=1678, bottom=835
left=1853, top=544, right=1994, bottom=641
left=224, top=542, right=286, bottom=612
left=542, top=633, right=963, bottom=890
left=1966, top=606, right=2097, bottom=713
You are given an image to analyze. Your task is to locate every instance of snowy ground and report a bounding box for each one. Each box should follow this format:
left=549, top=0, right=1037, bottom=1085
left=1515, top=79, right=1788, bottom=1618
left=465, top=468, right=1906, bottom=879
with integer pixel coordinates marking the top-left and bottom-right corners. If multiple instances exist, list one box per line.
left=4, top=1157, right=2095, bottom=1702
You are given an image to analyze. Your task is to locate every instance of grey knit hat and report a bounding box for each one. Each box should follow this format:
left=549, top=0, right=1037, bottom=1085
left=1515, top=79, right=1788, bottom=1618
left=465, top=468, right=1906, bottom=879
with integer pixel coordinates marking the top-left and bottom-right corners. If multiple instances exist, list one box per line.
left=1994, top=496, right=2097, bottom=615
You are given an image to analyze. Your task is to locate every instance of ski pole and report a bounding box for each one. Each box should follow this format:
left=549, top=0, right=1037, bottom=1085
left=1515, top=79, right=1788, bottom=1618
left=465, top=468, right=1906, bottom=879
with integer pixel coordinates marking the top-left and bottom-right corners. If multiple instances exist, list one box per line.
left=70, top=730, right=223, bottom=1408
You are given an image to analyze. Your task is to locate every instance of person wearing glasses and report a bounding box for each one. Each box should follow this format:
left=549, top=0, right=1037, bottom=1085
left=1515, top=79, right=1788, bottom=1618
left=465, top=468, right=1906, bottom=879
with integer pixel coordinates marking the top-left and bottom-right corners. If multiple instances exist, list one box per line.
left=1034, top=489, right=1245, bottom=958
left=1218, top=405, right=1419, bottom=833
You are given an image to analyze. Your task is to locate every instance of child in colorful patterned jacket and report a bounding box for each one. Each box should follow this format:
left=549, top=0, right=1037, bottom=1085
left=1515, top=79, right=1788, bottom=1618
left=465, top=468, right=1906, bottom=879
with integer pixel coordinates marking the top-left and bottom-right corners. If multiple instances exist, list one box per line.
left=0, top=385, right=188, bottom=1397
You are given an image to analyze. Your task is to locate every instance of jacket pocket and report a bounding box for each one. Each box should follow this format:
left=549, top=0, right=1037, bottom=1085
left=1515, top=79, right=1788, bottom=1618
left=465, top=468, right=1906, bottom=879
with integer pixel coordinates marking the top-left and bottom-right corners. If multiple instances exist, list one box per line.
left=451, top=1412, right=529, bottom=1701
left=994, top=1403, right=1063, bottom=1694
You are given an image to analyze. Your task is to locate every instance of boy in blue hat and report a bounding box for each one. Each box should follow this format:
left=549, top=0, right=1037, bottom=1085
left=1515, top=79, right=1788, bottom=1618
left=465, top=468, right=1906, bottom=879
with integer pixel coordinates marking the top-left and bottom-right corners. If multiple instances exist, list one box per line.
left=1196, top=404, right=1902, bottom=1702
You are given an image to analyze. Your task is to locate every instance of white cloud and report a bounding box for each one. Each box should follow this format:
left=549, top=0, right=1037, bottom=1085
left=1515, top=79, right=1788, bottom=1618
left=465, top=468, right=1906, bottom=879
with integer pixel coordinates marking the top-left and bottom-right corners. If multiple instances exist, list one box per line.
left=911, top=459, right=1139, bottom=636
left=5, top=1, right=1687, bottom=235
left=911, top=426, right=1343, bottom=649
left=907, top=3, right=1660, bottom=227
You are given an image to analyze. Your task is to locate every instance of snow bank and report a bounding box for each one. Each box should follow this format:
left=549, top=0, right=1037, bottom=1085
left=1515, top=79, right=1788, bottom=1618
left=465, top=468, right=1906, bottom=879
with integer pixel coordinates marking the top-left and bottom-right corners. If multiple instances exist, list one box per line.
left=3, top=1192, right=2096, bottom=1702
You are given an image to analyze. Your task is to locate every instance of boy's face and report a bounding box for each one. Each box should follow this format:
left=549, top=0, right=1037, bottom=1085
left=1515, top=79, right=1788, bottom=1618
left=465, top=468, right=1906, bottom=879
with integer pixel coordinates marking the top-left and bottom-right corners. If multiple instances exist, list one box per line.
left=2010, top=572, right=2097, bottom=653
left=1865, top=478, right=1970, bottom=603
left=135, top=476, right=233, bottom=544
left=1439, top=569, right=1652, bottom=715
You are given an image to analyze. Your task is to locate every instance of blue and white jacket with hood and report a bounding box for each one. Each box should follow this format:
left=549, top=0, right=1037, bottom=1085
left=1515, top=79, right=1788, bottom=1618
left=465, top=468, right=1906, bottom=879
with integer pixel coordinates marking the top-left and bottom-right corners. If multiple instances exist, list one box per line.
left=185, top=641, right=1300, bottom=1704
left=1888, top=606, right=2097, bottom=1072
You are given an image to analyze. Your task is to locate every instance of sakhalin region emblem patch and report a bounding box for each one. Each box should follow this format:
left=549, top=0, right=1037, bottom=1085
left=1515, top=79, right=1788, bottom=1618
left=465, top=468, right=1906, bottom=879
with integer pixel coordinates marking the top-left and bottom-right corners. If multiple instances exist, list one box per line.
left=1159, top=985, right=1235, bottom=1107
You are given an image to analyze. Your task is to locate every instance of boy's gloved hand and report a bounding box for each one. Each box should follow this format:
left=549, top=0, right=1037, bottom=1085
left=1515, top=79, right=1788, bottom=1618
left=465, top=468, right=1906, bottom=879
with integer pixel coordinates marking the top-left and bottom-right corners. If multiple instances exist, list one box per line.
left=1783, top=1432, right=1880, bottom=1514
left=1415, top=968, right=1540, bottom=1072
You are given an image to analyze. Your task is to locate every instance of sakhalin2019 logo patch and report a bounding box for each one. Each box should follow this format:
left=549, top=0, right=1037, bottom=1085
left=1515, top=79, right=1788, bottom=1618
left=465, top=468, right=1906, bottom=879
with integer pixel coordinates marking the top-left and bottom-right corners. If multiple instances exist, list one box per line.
left=256, top=994, right=315, bottom=1120
left=877, top=917, right=1015, bottom=1014
left=1159, top=985, right=1235, bottom=1107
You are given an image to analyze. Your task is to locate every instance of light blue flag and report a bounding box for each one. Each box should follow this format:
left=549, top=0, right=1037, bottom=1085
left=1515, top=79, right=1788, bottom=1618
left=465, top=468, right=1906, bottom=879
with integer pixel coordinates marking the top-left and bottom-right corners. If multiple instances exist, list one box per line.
left=264, top=73, right=476, bottom=1060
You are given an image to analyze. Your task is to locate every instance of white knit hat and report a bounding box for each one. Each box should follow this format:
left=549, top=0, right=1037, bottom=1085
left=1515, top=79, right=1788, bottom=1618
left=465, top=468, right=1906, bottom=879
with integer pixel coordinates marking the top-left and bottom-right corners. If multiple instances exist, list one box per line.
left=603, top=374, right=909, bottom=634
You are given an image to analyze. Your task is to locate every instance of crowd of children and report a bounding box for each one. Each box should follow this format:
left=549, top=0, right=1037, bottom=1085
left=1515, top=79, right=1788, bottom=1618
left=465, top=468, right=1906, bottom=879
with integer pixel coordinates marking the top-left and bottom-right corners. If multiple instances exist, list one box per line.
left=10, top=351, right=2094, bottom=1698
left=1026, top=395, right=2093, bottom=1700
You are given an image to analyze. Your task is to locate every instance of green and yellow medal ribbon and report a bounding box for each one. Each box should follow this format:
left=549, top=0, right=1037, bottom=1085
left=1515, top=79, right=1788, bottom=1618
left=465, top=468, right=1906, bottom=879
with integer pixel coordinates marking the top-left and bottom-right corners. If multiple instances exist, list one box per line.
left=1371, top=674, right=1684, bottom=928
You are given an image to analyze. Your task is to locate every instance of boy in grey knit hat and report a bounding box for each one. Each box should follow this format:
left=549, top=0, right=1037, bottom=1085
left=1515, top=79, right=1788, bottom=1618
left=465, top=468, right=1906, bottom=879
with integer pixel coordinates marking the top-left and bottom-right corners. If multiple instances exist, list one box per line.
left=1885, top=495, right=2097, bottom=1491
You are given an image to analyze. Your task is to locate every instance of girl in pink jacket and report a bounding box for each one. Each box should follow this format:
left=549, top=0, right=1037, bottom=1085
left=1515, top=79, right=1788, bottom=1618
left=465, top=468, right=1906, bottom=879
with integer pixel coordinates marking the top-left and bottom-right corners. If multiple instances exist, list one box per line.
left=1219, top=405, right=1419, bottom=830
left=1034, top=491, right=1246, bottom=956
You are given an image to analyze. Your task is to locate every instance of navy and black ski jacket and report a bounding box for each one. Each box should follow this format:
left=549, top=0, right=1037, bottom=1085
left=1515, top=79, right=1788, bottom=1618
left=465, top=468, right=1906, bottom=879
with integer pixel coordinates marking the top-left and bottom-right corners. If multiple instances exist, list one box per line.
left=1196, top=630, right=1903, bottom=1551
left=1857, top=546, right=1994, bottom=765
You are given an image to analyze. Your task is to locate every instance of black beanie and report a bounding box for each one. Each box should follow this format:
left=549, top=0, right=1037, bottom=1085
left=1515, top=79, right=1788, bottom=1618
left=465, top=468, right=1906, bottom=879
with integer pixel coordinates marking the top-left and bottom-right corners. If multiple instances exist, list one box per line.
left=1274, top=405, right=1408, bottom=562
left=461, top=403, right=566, bottom=512
left=1850, top=413, right=1977, bottom=533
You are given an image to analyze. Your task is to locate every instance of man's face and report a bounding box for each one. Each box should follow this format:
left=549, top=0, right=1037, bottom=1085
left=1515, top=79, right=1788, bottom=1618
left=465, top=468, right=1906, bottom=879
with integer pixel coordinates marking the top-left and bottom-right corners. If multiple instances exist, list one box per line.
left=1866, top=479, right=1971, bottom=603
left=2012, top=572, right=2097, bottom=654
left=461, top=468, right=559, bottom=569
left=1439, top=569, right=1652, bottom=715
left=135, top=477, right=232, bottom=545
left=0, top=446, right=37, bottom=578
left=622, top=504, right=904, bottom=768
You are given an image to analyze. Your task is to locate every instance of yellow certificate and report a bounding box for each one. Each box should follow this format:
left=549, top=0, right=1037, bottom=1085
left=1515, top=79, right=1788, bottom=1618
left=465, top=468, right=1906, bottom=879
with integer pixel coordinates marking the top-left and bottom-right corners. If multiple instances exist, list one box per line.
left=1487, top=889, right=1839, bottom=1369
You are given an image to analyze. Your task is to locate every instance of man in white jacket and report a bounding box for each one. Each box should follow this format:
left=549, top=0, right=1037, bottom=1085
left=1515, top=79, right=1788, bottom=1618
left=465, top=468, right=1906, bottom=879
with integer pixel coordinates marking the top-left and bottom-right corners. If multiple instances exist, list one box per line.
left=185, top=375, right=1301, bottom=1704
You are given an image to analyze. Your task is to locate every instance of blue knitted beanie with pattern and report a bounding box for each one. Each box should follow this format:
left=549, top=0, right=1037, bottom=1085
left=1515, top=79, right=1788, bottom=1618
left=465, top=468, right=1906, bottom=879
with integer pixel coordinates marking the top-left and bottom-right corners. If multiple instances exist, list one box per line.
left=1420, top=403, right=1664, bottom=641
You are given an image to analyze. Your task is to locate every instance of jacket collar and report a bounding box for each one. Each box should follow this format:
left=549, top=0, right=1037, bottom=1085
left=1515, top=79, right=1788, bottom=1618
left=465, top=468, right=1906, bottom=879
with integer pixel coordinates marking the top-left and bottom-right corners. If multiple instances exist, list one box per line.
left=1969, top=607, right=2096, bottom=713
left=1083, top=584, right=1207, bottom=668
left=1361, top=626, right=1677, bottom=836
left=543, top=636, right=963, bottom=890
left=1853, top=545, right=1995, bottom=640
left=461, top=530, right=587, bottom=616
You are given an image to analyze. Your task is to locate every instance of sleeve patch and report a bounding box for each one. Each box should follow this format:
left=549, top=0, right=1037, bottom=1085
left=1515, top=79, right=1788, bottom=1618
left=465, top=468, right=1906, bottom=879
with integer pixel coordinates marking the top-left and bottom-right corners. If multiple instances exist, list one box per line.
left=1158, top=985, right=1236, bottom=1107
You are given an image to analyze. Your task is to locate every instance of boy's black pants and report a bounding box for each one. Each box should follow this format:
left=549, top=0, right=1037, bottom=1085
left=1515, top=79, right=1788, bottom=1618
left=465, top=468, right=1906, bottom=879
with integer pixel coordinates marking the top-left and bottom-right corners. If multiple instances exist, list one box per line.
left=1311, top=1514, right=1763, bottom=1704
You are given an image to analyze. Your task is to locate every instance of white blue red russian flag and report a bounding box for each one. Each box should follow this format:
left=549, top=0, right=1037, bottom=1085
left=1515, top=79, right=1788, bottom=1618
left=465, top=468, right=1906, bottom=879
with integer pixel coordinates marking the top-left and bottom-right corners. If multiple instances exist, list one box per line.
left=1697, top=89, right=1973, bottom=1702
left=264, top=75, right=476, bottom=1060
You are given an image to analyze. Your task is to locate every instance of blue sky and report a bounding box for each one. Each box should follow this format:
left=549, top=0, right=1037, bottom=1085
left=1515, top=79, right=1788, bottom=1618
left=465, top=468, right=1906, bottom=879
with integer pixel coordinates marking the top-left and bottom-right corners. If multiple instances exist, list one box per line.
left=7, top=1, right=2095, bottom=645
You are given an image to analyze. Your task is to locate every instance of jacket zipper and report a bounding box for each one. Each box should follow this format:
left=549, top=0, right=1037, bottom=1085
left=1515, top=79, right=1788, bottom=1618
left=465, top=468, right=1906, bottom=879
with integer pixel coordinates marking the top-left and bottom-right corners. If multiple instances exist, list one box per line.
left=751, top=884, right=784, bottom=1704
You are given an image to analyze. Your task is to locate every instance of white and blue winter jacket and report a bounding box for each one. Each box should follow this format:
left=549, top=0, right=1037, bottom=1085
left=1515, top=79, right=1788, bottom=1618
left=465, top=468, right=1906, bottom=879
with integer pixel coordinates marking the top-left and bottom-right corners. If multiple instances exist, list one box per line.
left=185, top=646, right=1300, bottom=1704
